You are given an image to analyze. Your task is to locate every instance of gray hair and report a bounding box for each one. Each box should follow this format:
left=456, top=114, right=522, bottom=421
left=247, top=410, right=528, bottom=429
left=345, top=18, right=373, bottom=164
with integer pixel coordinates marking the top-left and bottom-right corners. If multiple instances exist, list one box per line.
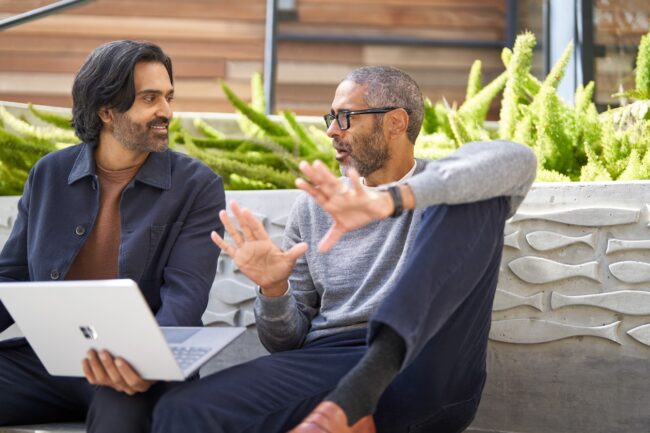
left=344, top=66, right=423, bottom=143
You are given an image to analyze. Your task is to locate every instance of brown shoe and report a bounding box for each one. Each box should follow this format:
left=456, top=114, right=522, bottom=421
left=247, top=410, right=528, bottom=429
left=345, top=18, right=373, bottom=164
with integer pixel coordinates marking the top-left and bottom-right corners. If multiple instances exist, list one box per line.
left=288, top=401, right=376, bottom=433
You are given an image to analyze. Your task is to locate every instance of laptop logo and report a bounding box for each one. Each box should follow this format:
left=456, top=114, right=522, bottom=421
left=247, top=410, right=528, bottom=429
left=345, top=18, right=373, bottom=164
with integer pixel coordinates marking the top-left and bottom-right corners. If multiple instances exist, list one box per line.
left=79, top=326, right=98, bottom=340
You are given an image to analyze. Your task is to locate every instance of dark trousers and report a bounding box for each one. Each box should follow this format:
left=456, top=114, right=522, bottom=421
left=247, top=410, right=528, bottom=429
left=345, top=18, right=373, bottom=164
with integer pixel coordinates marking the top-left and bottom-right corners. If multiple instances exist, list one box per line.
left=0, top=341, right=180, bottom=433
left=152, top=197, right=508, bottom=433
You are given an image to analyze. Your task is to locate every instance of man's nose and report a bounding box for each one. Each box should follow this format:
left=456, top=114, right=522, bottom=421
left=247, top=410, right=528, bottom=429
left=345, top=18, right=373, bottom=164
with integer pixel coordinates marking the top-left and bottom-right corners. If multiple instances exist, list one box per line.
left=157, top=99, right=172, bottom=119
left=326, top=120, right=341, bottom=138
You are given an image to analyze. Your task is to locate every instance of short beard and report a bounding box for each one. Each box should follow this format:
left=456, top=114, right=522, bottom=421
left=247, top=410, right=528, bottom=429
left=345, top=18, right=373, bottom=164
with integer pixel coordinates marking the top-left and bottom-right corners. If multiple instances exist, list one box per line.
left=111, top=112, right=169, bottom=153
left=337, top=120, right=390, bottom=178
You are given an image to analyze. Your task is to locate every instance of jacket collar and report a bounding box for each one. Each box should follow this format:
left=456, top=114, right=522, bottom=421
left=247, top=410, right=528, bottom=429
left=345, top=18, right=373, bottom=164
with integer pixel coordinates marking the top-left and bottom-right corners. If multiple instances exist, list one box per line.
left=68, top=143, right=172, bottom=190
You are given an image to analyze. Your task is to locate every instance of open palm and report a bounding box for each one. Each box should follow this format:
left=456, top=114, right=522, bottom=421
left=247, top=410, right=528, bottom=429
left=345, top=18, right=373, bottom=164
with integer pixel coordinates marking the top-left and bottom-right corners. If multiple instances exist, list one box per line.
left=211, top=201, right=307, bottom=296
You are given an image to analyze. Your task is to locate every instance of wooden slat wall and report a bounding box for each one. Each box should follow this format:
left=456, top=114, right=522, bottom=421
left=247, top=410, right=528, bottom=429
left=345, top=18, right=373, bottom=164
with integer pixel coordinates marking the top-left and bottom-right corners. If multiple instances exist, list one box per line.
left=0, top=0, right=507, bottom=116
left=594, top=0, right=650, bottom=106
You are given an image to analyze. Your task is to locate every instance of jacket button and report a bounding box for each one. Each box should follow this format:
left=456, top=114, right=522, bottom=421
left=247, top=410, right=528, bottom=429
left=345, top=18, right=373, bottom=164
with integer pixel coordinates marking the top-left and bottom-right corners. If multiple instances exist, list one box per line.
left=50, top=270, right=60, bottom=280
left=75, top=225, right=86, bottom=236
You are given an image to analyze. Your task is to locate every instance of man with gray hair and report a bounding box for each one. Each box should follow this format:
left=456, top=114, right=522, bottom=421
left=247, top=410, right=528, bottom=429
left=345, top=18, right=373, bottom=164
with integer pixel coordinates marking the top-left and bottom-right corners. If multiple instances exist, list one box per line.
left=153, top=66, right=536, bottom=433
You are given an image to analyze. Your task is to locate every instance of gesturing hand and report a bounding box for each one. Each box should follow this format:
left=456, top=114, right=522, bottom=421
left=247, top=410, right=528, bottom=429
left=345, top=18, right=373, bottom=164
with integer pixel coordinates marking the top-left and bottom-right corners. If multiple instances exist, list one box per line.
left=82, top=349, right=154, bottom=395
left=296, top=161, right=393, bottom=252
left=211, top=201, right=308, bottom=297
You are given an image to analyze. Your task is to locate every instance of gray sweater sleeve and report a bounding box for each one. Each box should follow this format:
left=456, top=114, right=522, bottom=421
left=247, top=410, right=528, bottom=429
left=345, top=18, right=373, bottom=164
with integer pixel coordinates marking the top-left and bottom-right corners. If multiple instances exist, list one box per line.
left=253, top=194, right=320, bottom=352
left=407, top=140, right=537, bottom=218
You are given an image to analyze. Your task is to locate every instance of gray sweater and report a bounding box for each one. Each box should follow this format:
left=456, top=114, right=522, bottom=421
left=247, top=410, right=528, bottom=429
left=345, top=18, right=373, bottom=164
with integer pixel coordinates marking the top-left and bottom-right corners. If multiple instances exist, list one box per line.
left=254, top=140, right=537, bottom=352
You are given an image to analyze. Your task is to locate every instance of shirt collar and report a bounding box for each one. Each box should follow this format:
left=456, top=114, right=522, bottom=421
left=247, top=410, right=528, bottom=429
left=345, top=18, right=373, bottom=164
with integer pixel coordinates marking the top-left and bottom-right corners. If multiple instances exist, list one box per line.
left=361, top=159, right=417, bottom=191
left=68, top=143, right=172, bottom=190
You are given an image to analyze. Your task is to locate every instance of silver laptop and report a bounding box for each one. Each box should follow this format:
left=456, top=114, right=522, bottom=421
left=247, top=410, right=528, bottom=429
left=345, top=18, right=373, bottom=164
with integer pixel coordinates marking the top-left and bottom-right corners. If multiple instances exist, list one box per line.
left=0, top=279, right=245, bottom=381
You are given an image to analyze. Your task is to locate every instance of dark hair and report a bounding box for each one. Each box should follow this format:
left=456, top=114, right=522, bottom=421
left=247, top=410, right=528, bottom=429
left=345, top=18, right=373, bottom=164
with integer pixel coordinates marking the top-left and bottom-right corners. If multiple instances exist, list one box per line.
left=72, top=40, right=173, bottom=145
left=344, top=66, right=424, bottom=144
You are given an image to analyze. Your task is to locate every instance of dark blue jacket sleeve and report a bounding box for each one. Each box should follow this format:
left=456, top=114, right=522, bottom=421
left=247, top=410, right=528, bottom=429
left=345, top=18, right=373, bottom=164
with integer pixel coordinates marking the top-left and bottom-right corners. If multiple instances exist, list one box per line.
left=154, top=174, right=226, bottom=327
left=0, top=169, right=32, bottom=332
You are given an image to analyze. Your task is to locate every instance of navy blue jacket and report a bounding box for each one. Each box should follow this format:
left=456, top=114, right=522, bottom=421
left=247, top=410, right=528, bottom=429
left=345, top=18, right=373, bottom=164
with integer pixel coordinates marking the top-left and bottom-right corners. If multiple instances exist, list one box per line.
left=0, top=143, right=225, bottom=333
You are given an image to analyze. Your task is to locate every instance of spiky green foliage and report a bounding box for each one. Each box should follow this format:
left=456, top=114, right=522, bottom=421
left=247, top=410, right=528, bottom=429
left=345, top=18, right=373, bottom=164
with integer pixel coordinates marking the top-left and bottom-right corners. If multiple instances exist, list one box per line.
left=415, top=30, right=650, bottom=182
left=220, top=80, right=290, bottom=138
left=498, top=32, right=536, bottom=140
left=0, top=107, right=77, bottom=143
left=421, top=98, right=438, bottom=134
left=536, top=168, right=571, bottom=182
left=636, top=33, right=650, bottom=99
left=459, top=71, right=507, bottom=124
left=28, top=104, right=73, bottom=130
left=193, top=118, right=224, bottom=140
left=580, top=145, right=612, bottom=181
left=185, top=138, right=296, bottom=189
left=0, top=125, right=54, bottom=194
left=466, top=60, right=482, bottom=100
left=282, top=111, right=320, bottom=156
left=447, top=109, right=472, bottom=147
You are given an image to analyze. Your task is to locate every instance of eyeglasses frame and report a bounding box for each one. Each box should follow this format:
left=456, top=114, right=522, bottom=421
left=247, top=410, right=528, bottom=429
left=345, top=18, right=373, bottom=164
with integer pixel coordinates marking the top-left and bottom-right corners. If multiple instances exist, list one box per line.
left=323, top=106, right=411, bottom=131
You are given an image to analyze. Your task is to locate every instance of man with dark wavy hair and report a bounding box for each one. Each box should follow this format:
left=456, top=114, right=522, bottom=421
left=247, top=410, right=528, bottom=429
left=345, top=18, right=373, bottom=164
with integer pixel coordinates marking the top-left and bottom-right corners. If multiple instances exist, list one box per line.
left=0, top=40, right=225, bottom=433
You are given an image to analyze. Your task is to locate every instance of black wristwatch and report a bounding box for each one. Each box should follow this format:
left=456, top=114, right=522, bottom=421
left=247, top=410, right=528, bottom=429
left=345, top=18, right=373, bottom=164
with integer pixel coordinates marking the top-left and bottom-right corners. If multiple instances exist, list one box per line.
left=385, top=185, right=404, bottom=218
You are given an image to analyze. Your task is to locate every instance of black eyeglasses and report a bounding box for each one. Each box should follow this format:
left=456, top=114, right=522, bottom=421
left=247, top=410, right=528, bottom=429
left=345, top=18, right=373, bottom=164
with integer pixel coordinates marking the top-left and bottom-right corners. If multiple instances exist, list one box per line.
left=323, top=106, right=410, bottom=131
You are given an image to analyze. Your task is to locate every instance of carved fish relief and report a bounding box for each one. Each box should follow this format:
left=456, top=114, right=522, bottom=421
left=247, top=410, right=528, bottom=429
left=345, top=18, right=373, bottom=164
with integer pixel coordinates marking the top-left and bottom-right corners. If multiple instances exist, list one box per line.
left=609, top=261, right=650, bottom=284
left=508, top=257, right=600, bottom=284
left=525, top=231, right=596, bottom=251
left=493, top=289, right=543, bottom=311
left=212, top=279, right=257, bottom=305
left=202, top=309, right=237, bottom=326
left=551, top=290, right=650, bottom=315
left=489, top=319, right=621, bottom=344
left=503, top=231, right=520, bottom=249
left=271, top=215, right=289, bottom=227
left=606, top=239, right=650, bottom=254
left=241, top=310, right=256, bottom=327
left=510, top=207, right=640, bottom=226
left=627, top=324, right=650, bottom=346
left=270, top=234, right=285, bottom=248
left=0, top=216, right=12, bottom=229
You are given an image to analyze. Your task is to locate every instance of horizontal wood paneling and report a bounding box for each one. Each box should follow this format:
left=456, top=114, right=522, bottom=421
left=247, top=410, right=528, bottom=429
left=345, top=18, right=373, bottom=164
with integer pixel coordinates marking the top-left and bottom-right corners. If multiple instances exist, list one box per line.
left=594, top=0, right=649, bottom=106
left=0, top=0, right=509, bottom=115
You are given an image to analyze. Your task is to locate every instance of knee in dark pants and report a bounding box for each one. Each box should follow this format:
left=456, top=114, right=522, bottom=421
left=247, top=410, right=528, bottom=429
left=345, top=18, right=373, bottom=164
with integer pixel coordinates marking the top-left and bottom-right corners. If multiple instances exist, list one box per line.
left=87, top=383, right=174, bottom=433
left=151, top=386, right=226, bottom=433
left=407, top=397, right=479, bottom=433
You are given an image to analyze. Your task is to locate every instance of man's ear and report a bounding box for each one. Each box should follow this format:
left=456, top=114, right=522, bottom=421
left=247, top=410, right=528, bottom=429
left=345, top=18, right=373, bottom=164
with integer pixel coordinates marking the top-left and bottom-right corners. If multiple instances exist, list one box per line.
left=386, top=109, right=409, bottom=140
left=97, top=107, right=113, bottom=125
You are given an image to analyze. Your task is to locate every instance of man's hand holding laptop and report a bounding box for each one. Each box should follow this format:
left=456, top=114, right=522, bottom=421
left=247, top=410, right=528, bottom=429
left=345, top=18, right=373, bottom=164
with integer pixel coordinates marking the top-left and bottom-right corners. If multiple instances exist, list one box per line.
left=83, top=349, right=154, bottom=395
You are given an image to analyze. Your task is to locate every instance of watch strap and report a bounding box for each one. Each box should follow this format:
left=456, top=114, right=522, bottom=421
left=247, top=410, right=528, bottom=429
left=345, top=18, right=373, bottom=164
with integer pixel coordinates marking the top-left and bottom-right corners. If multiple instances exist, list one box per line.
left=386, top=185, right=404, bottom=218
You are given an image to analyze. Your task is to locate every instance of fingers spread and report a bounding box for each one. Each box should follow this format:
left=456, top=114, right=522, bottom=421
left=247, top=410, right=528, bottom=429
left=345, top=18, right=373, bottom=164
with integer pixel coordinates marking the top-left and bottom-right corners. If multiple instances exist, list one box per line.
left=318, top=226, right=344, bottom=253
left=219, top=209, right=244, bottom=247
left=348, top=169, right=364, bottom=194
left=232, top=203, right=255, bottom=241
left=211, top=231, right=235, bottom=257
left=242, top=209, right=270, bottom=241
left=296, top=178, right=328, bottom=206
left=299, top=161, right=340, bottom=198
left=286, top=242, right=308, bottom=262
